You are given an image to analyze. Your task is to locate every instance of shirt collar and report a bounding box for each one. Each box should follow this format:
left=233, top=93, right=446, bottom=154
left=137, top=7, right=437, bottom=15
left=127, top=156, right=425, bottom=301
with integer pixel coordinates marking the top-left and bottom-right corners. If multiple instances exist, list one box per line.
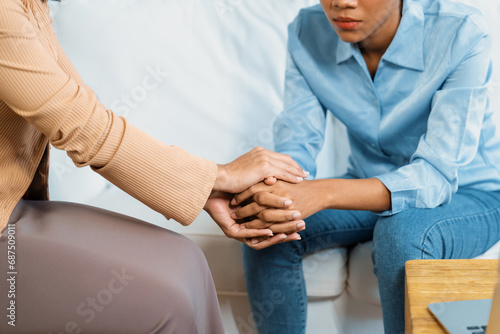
left=335, top=37, right=354, bottom=65
left=335, top=0, right=425, bottom=71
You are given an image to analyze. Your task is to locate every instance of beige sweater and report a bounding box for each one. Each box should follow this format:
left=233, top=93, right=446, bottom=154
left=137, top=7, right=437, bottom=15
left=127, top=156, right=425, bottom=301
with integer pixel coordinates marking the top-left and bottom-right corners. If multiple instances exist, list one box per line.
left=0, top=0, right=218, bottom=233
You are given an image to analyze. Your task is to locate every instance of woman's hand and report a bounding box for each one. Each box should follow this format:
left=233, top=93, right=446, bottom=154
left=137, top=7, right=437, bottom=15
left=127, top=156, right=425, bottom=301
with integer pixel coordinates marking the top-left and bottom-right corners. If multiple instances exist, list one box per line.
left=213, top=147, right=309, bottom=194
left=204, top=191, right=303, bottom=250
left=231, top=180, right=328, bottom=229
left=232, top=178, right=392, bottom=229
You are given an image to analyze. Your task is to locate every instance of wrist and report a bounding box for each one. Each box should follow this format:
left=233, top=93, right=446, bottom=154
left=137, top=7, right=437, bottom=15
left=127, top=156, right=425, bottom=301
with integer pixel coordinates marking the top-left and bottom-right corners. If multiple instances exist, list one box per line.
left=296, top=179, right=332, bottom=215
left=313, top=179, right=335, bottom=211
left=213, top=164, right=229, bottom=192
left=319, top=178, right=392, bottom=212
left=203, top=191, right=215, bottom=212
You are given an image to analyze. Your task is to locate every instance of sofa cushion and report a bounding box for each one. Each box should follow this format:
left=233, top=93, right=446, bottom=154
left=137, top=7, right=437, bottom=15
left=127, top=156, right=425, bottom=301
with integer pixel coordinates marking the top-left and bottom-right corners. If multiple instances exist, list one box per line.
left=475, top=240, right=500, bottom=259
left=186, top=234, right=348, bottom=298
left=304, top=247, right=348, bottom=298
left=347, top=242, right=381, bottom=305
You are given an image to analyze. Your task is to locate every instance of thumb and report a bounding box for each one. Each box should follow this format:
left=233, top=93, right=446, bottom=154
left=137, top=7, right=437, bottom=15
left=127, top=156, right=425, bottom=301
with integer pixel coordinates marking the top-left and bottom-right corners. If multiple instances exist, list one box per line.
left=264, top=176, right=277, bottom=185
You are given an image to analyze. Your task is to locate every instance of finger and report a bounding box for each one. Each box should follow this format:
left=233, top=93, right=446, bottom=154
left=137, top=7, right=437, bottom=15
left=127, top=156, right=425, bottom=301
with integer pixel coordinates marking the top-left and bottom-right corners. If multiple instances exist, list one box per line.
left=242, top=210, right=301, bottom=228
left=232, top=193, right=293, bottom=219
left=241, top=218, right=274, bottom=230
left=239, top=235, right=268, bottom=249
left=248, top=233, right=288, bottom=250
left=249, top=232, right=302, bottom=250
left=249, top=231, right=301, bottom=246
left=264, top=176, right=277, bottom=185
left=255, top=232, right=302, bottom=247
left=232, top=183, right=270, bottom=205
left=253, top=192, right=293, bottom=208
left=231, top=202, right=267, bottom=220
left=268, top=157, right=310, bottom=182
left=277, top=232, right=302, bottom=244
left=257, top=209, right=301, bottom=223
left=266, top=152, right=308, bottom=178
left=268, top=220, right=306, bottom=234
left=270, top=169, right=304, bottom=185
left=248, top=235, right=268, bottom=244
left=224, top=224, right=273, bottom=239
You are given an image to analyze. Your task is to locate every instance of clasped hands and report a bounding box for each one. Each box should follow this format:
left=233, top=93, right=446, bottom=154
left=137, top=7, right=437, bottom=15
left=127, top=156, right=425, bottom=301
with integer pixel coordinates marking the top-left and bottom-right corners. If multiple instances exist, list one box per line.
left=204, top=147, right=323, bottom=250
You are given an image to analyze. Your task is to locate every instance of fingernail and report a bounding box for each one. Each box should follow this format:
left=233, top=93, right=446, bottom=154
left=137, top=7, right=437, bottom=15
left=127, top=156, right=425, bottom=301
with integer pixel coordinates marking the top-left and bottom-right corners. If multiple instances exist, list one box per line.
left=231, top=213, right=237, bottom=219
left=292, top=212, right=301, bottom=219
left=303, top=171, right=310, bottom=176
left=240, top=225, right=246, bottom=229
left=231, top=198, right=237, bottom=205
left=295, top=236, right=302, bottom=241
left=297, top=222, right=305, bottom=229
left=284, top=200, right=293, bottom=206
left=297, top=177, right=304, bottom=182
left=252, top=239, right=259, bottom=245
left=281, top=234, right=287, bottom=240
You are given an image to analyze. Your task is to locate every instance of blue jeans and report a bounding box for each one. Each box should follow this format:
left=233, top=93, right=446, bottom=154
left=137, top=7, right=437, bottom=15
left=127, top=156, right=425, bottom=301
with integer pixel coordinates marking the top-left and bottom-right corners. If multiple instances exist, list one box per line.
left=242, top=188, right=500, bottom=334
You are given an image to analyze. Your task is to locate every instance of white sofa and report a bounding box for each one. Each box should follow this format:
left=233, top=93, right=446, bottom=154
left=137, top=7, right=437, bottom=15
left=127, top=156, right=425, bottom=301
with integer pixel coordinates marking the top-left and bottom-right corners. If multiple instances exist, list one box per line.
left=49, top=1, right=500, bottom=333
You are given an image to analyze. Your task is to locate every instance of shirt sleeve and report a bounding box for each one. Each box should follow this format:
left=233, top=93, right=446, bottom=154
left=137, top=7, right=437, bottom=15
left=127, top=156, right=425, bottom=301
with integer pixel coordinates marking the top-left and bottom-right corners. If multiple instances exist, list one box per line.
left=273, top=19, right=327, bottom=179
left=376, top=18, right=492, bottom=215
left=0, top=0, right=217, bottom=225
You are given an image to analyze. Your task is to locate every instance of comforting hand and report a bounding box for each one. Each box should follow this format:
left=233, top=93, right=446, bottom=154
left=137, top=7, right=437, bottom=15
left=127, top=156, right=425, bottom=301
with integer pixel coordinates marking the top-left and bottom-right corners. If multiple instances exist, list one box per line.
left=213, top=147, right=309, bottom=194
left=231, top=180, right=327, bottom=229
left=204, top=191, right=302, bottom=250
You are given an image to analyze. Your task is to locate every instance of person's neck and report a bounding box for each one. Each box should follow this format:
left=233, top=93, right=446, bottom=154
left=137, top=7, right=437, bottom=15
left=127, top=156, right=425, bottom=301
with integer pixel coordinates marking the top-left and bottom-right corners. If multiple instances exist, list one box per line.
left=358, top=6, right=402, bottom=59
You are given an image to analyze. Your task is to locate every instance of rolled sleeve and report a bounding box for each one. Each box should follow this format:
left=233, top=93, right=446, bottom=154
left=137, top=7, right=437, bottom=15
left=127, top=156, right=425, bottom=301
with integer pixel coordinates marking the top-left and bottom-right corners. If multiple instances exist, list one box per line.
left=376, top=171, right=418, bottom=215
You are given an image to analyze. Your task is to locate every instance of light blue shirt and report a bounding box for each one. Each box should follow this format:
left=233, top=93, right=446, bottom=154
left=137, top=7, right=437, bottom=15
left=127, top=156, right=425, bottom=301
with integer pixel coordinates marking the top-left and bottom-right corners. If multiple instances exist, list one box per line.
left=274, top=0, right=500, bottom=215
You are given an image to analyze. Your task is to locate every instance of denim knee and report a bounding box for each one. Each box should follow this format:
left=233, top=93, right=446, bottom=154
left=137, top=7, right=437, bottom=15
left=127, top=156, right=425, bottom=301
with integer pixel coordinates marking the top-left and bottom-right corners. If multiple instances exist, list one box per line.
left=373, top=213, right=419, bottom=274
left=373, top=213, right=412, bottom=253
left=371, top=209, right=446, bottom=274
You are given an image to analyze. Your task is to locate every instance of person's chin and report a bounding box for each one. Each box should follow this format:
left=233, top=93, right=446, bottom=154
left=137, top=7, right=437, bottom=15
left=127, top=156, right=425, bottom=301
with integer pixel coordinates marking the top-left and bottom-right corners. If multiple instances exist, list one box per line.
left=331, top=26, right=365, bottom=44
left=340, top=34, right=365, bottom=44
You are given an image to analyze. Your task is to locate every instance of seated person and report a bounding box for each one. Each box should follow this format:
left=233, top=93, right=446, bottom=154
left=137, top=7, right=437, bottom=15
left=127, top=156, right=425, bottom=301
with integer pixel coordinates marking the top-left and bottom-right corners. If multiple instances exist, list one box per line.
left=233, top=0, right=500, bottom=333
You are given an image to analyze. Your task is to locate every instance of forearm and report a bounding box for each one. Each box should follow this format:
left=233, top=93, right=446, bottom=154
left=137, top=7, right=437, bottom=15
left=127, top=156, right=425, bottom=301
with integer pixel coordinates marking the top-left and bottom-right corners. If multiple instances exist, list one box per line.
left=314, top=178, right=392, bottom=212
left=233, top=177, right=392, bottom=223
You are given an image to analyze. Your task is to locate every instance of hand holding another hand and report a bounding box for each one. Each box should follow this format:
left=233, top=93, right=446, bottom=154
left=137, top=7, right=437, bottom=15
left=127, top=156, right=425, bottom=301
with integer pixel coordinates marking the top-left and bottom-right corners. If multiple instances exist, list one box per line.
left=231, top=180, right=327, bottom=230
left=206, top=147, right=316, bottom=249
left=213, top=175, right=390, bottom=249
left=203, top=191, right=304, bottom=250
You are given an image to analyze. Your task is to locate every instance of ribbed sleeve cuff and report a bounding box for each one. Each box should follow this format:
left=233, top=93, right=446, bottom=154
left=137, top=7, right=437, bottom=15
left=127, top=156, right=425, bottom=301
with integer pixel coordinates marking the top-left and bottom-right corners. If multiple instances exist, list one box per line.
left=91, top=121, right=218, bottom=226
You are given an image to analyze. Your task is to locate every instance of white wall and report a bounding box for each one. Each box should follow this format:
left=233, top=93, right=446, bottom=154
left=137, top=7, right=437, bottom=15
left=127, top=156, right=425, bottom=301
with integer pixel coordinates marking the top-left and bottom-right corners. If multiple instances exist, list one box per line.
left=48, top=0, right=319, bottom=235
left=48, top=0, right=500, bottom=236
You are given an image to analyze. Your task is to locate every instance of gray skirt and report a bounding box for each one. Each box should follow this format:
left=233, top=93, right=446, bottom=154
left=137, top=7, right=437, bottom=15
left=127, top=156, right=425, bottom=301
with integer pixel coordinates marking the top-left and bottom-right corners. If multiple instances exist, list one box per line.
left=0, top=199, right=224, bottom=334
